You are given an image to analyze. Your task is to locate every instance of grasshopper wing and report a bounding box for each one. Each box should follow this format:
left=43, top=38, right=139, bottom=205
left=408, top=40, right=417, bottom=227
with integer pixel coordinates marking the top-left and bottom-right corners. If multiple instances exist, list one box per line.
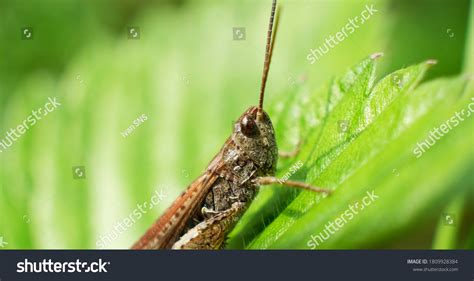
left=132, top=172, right=219, bottom=249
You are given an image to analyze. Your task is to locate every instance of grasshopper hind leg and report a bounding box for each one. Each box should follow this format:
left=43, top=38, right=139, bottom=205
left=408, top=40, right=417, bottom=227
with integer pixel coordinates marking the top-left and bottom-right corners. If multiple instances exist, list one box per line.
left=172, top=202, right=247, bottom=250
left=255, top=176, right=332, bottom=194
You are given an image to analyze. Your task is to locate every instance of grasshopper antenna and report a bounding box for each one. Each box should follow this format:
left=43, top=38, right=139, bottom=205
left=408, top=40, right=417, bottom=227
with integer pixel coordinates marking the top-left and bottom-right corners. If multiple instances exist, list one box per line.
left=257, top=0, right=279, bottom=121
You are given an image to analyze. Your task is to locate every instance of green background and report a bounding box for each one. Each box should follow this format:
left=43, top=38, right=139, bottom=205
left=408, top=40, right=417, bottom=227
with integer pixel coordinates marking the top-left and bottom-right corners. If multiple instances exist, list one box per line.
left=0, top=0, right=472, bottom=249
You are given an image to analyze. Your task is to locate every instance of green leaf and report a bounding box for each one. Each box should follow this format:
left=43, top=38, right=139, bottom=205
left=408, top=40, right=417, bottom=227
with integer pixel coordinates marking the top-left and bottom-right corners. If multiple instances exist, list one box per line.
left=226, top=56, right=473, bottom=249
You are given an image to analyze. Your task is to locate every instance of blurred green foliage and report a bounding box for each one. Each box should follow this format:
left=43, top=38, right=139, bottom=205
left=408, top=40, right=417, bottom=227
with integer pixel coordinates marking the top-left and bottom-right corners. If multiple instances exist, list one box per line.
left=0, top=0, right=472, bottom=249
left=230, top=56, right=472, bottom=249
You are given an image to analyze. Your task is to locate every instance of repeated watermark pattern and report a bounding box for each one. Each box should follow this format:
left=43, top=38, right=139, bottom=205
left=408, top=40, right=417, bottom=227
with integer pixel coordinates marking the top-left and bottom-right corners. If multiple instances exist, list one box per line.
left=287, top=76, right=296, bottom=88
left=23, top=215, right=31, bottom=224
left=233, top=27, right=246, bottom=40
left=278, top=160, right=303, bottom=184
left=442, top=213, right=456, bottom=227
left=72, top=166, right=86, bottom=179
left=338, top=120, right=349, bottom=134
left=392, top=168, right=400, bottom=177
left=127, top=26, right=140, bottom=39
left=307, top=190, right=378, bottom=249
left=121, top=114, right=148, bottom=138
left=21, top=27, right=33, bottom=40
left=96, top=188, right=167, bottom=248
left=181, top=75, right=190, bottom=85
left=0, top=97, right=61, bottom=153
left=76, top=74, right=85, bottom=85
left=392, top=73, right=404, bottom=88
left=307, top=4, right=378, bottom=64
left=446, top=28, right=454, bottom=38
left=181, top=169, right=190, bottom=178
left=413, top=97, right=474, bottom=158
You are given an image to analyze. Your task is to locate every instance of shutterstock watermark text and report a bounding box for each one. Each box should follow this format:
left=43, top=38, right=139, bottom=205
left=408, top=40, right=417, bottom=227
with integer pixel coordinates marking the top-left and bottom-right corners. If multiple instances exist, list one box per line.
left=0, top=97, right=61, bottom=153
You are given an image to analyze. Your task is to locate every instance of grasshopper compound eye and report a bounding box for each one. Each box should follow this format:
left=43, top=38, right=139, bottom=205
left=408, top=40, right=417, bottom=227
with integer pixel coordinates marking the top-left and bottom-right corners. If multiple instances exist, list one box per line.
left=240, top=115, right=259, bottom=137
left=133, top=0, right=284, bottom=250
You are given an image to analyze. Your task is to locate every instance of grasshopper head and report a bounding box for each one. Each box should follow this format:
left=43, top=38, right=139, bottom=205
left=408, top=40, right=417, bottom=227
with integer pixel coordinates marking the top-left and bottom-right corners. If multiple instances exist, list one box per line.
left=230, top=0, right=280, bottom=174
left=233, top=106, right=278, bottom=174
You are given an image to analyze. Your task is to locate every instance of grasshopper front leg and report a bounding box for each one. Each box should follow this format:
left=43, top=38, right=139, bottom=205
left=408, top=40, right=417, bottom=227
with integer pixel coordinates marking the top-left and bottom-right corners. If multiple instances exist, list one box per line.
left=172, top=202, right=247, bottom=249
left=278, top=140, right=302, bottom=158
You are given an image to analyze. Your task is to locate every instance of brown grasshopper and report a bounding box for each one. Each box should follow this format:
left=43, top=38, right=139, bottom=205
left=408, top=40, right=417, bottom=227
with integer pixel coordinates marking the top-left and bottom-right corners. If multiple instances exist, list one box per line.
left=132, top=0, right=331, bottom=250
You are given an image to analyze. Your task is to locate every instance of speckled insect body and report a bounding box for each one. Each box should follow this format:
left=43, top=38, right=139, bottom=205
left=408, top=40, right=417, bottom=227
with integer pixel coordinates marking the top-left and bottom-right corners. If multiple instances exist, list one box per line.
left=173, top=107, right=278, bottom=249
left=132, top=0, right=330, bottom=250
left=132, top=107, right=278, bottom=249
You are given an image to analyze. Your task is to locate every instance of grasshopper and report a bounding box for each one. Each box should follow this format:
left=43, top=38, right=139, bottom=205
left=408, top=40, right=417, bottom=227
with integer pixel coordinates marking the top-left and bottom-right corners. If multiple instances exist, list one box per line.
left=132, top=0, right=331, bottom=250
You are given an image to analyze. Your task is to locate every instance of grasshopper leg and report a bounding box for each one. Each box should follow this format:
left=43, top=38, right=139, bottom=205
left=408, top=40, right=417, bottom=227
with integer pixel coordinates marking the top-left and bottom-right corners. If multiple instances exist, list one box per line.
left=254, top=176, right=332, bottom=194
left=172, top=202, right=247, bottom=249
left=278, top=140, right=302, bottom=158
left=201, top=206, right=219, bottom=219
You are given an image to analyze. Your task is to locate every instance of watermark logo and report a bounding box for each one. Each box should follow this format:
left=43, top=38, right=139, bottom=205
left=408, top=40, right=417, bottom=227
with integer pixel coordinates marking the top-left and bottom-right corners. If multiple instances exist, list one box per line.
left=72, top=166, right=86, bottom=179
left=413, top=97, right=474, bottom=158
left=17, top=259, right=110, bottom=273
left=181, top=169, right=190, bottom=178
left=392, top=73, right=404, bottom=88
left=288, top=76, right=296, bottom=88
left=0, top=97, right=61, bottom=153
left=21, top=27, right=33, bottom=40
left=338, top=120, right=349, bottom=134
left=181, top=75, right=190, bottom=85
left=96, top=188, right=167, bottom=248
left=23, top=215, right=31, bottom=224
left=233, top=27, right=246, bottom=40
left=307, top=190, right=378, bottom=249
left=307, top=4, right=378, bottom=64
left=442, top=213, right=456, bottom=226
left=392, top=168, right=400, bottom=177
left=76, top=74, right=85, bottom=85
left=446, top=28, right=454, bottom=38
left=127, top=26, right=140, bottom=39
